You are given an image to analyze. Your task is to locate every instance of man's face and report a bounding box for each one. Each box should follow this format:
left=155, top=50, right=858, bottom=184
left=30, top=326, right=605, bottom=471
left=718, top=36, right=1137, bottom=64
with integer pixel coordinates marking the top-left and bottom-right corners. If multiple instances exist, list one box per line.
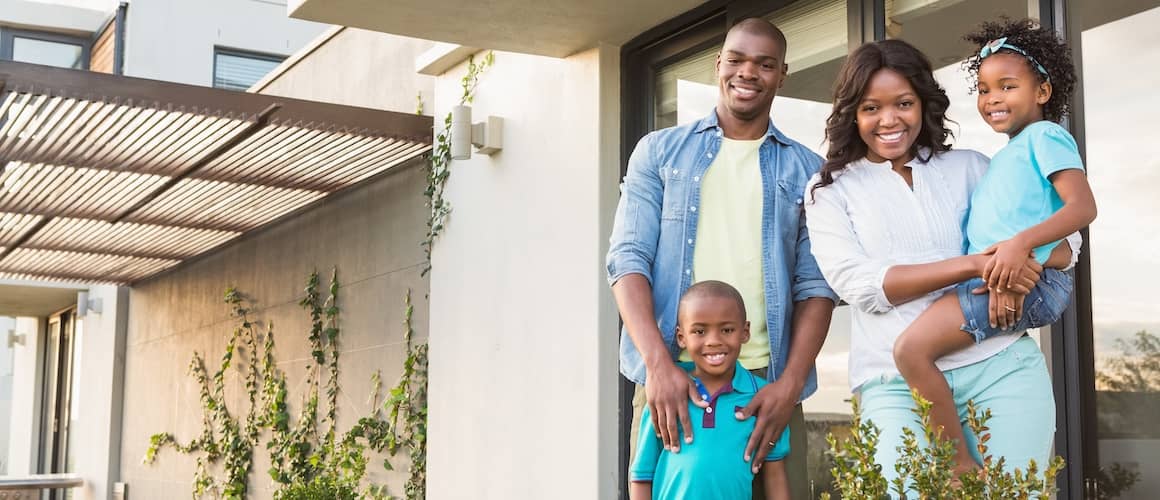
left=716, top=30, right=787, bottom=123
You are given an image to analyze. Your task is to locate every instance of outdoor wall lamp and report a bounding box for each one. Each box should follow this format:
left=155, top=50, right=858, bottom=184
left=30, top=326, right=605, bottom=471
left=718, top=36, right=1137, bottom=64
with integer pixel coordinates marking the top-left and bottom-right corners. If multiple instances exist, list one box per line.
left=449, top=104, right=503, bottom=160
left=77, top=291, right=103, bottom=317
left=6, top=330, right=23, bottom=348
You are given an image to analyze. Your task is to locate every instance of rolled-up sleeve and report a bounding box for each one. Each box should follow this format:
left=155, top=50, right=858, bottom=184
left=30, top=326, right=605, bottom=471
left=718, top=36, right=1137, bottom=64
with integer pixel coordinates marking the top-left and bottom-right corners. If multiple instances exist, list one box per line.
left=606, top=132, right=663, bottom=287
left=792, top=197, right=839, bottom=304
left=1062, top=231, right=1083, bottom=271
left=803, top=177, right=896, bottom=313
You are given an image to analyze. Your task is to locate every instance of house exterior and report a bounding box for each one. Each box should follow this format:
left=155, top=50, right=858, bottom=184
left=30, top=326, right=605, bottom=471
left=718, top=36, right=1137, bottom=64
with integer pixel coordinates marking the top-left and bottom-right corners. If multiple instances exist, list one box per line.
left=1, top=0, right=1158, bottom=499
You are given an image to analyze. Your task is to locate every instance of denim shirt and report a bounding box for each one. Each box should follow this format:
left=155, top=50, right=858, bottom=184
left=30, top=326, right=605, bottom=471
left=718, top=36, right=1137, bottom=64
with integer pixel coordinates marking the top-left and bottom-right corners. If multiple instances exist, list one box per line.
left=606, top=110, right=838, bottom=401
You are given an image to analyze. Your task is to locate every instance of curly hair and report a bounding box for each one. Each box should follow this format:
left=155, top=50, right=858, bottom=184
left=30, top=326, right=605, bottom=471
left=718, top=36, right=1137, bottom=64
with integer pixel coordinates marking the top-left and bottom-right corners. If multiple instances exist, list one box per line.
left=963, top=17, right=1076, bottom=123
left=813, top=39, right=953, bottom=195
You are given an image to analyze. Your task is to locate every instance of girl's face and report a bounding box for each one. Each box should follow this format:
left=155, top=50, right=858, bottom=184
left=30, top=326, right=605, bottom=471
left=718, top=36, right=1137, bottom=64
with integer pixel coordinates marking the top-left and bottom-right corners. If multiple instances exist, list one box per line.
left=976, top=52, right=1051, bottom=137
left=856, top=69, right=923, bottom=169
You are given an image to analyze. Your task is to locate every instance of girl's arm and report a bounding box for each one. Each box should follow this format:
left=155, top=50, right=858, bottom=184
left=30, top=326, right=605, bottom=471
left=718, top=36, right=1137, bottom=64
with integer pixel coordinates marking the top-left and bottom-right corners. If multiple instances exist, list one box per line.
left=882, top=254, right=1041, bottom=306
left=984, top=170, right=1097, bottom=289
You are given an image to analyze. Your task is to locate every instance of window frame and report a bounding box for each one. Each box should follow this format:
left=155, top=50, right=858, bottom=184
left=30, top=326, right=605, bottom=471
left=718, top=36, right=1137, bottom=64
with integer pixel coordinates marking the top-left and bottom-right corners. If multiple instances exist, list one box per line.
left=0, top=28, right=91, bottom=70
left=211, top=46, right=287, bottom=92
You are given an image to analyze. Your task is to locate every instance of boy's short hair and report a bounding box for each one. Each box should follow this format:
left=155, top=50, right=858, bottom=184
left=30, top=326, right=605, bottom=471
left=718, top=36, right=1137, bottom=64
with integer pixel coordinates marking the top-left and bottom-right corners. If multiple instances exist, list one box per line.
left=678, top=280, right=747, bottom=322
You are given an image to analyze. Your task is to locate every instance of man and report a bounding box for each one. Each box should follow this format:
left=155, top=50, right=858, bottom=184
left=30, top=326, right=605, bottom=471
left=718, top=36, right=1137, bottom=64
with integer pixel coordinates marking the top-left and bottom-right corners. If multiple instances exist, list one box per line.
left=607, top=18, right=837, bottom=498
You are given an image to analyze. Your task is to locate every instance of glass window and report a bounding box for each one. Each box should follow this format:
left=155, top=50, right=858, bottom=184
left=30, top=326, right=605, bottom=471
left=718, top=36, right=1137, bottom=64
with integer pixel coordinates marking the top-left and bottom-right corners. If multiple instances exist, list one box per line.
left=1083, top=3, right=1160, bottom=498
left=213, top=49, right=285, bottom=91
left=11, top=36, right=84, bottom=69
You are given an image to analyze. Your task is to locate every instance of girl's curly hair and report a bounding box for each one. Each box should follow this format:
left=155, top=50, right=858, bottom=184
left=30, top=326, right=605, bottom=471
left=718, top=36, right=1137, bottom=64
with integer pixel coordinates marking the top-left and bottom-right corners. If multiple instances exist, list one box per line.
left=963, top=17, right=1076, bottom=123
left=813, top=39, right=952, bottom=195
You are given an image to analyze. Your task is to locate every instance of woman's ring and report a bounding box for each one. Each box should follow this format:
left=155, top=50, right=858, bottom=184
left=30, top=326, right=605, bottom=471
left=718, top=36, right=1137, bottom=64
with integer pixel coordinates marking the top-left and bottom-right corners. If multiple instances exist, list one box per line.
left=769, top=441, right=777, bottom=447
left=1004, top=306, right=1016, bottom=312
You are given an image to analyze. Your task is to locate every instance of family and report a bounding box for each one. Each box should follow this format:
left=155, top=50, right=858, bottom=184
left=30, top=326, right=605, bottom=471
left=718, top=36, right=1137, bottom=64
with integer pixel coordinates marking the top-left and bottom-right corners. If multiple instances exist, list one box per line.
left=606, top=15, right=1097, bottom=500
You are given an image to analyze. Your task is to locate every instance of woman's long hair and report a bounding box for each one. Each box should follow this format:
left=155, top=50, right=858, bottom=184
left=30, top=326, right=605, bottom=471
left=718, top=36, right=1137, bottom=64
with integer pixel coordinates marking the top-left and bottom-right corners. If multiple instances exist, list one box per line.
left=813, top=39, right=953, bottom=194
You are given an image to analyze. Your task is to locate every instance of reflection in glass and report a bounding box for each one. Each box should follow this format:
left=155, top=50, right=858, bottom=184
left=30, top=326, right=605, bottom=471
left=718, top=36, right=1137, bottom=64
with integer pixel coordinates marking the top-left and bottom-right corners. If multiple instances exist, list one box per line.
left=1084, top=4, right=1160, bottom=499
left=12, top=37, right=84, bottom=69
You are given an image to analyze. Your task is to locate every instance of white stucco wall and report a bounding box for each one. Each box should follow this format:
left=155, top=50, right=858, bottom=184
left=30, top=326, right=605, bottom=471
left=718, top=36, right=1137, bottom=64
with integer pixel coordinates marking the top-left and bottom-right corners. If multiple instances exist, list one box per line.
left=70, top=285, right=130, bottom=500
left=5, top=316, right=42, bottom=476
left=121, top=0, right=329, bottom=86
left=426, top=45, right=622, bottom=499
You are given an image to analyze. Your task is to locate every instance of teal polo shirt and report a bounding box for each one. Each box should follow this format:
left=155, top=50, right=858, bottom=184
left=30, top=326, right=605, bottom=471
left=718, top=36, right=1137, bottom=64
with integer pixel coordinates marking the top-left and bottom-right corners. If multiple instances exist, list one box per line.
left=966, top=121, right=1085, bottom=263
left=630, top=362, right=790, bottom=500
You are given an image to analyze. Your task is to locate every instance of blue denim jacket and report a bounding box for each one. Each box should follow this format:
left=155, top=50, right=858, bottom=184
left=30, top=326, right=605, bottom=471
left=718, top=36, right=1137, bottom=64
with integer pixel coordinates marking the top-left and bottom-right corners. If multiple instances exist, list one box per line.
left=606, top=110, right=838, bottom=401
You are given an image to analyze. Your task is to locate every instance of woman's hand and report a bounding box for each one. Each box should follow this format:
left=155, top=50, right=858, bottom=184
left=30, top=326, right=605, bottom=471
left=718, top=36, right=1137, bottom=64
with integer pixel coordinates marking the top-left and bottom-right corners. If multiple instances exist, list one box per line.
left=982, top=238, right=1035, bottom=291
left=989, top=288, right=1027, bottom=329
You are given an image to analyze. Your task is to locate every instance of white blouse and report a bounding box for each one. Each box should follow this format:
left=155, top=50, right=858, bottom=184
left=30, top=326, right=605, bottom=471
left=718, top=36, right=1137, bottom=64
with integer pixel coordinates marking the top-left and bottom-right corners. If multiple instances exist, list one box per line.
left=804, top=149, right=1079, bottom=391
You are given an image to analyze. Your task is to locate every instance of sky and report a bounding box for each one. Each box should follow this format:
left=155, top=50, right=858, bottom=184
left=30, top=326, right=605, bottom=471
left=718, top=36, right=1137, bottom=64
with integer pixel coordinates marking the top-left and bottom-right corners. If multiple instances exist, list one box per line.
left=672, top=5, right=1160, bottom=415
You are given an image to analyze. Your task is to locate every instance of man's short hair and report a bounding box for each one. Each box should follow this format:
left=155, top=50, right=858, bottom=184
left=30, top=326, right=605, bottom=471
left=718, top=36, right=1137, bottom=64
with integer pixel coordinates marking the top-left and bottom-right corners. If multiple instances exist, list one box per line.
left=679, top=280, right=747, bottom=322
left=727, top=17, right=788, bottom=58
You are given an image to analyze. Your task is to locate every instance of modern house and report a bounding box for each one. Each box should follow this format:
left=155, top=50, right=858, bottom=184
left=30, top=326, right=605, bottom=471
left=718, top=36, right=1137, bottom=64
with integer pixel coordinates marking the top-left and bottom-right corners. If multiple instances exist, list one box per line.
left=1, top=0, right=1158, bottom=499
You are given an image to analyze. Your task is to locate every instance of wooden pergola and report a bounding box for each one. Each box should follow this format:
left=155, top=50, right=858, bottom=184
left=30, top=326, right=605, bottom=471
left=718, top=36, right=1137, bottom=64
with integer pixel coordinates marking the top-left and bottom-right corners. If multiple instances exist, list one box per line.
left=0, top=60, right=432, bottom=284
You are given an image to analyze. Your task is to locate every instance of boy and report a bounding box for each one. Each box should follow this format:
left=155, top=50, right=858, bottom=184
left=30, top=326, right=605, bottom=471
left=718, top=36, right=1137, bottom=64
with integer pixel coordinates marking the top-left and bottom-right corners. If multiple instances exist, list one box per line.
left=630, top=280, right=791, bottom=500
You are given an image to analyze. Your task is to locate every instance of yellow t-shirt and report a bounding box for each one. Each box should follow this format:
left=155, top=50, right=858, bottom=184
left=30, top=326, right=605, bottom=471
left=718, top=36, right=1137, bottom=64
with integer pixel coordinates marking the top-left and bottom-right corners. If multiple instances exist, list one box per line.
left=679, top=137, right=769, bottom=370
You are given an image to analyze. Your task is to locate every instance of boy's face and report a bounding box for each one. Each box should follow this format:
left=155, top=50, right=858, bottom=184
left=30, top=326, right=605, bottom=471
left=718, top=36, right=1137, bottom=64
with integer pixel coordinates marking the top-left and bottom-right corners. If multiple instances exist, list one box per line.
left=676, top=295, right=750, bottom=381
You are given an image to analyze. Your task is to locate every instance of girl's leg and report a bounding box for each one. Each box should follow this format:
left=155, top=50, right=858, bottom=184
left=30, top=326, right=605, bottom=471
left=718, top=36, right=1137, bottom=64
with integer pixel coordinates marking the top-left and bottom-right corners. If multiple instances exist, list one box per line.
left=893, top=293, right=978, bottom=473
left=952, top=336, right=1055, bottom=472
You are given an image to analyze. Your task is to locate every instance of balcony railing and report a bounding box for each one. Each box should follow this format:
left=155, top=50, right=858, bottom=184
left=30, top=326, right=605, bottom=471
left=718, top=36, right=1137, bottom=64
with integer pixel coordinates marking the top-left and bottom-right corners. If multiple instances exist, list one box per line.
left=0, top=474, right=84, bottom=499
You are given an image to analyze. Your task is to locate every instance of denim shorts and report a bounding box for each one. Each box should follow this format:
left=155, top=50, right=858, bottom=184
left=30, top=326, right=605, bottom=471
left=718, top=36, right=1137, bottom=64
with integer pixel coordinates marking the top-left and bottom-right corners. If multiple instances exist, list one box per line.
left=955, top=268, right=1073, bottom=343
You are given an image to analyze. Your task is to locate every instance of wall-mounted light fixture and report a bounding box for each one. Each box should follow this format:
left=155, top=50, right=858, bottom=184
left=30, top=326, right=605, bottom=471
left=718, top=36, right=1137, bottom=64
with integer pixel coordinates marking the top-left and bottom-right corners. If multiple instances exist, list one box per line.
left=6, top=329, right=24, bottom=348
left=449, top=104, right=503, bottom=160
left=77, top=290, right=103, bottom=317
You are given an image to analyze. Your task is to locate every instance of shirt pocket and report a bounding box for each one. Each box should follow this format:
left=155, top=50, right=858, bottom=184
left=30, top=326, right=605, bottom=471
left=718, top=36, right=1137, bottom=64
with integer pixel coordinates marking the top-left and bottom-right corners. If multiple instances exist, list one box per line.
left=777, top=179, right=805, bottom=237
left=660, top=164, right=687, bottom=221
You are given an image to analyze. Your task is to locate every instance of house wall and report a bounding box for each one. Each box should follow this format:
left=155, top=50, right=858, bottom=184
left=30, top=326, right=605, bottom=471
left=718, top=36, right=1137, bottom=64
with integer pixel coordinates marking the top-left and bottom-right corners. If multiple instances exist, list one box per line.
left=121, top=0, right=328, bottom=86
left=253, top=27, right=435, bottom=115
left=117, top=159, right=431, bottom=499
left=4, top=316, right=41, bottom=476
left=425, top=45, right=622, bottom=499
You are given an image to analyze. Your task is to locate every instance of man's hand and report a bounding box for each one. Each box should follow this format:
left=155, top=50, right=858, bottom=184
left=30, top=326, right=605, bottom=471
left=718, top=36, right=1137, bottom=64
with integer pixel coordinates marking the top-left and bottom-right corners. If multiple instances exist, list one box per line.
left=646, top=360, right=706, bottom=452
left=736, top=377, right=799, bottom=473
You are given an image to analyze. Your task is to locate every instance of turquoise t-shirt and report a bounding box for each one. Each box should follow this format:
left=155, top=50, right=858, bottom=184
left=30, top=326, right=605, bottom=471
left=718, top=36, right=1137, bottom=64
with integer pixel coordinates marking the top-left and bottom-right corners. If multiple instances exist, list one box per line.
left=965, top=121, right=1085, bottom=263
left=630, top=362, right=790, bottom=500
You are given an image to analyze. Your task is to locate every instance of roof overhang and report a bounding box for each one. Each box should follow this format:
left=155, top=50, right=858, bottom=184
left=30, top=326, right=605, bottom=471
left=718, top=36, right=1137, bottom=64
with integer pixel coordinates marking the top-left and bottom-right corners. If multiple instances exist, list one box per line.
left=0, top=60, right=432, bottom=284
left=287, top=0, right=707, bottom=58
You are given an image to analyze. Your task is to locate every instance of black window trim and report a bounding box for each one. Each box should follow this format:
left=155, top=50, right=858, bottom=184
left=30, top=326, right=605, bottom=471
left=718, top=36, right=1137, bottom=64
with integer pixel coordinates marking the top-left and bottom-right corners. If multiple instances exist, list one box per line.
left=0, top=28, right=91, bottom=70
left=211, top=46, right=287, bottom=91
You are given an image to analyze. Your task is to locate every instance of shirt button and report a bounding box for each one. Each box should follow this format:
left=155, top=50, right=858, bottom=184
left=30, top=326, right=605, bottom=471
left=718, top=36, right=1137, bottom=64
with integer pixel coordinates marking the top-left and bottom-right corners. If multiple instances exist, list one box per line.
left=690, top=206, right=697, bottom=212
left=693, top=176, right=700, bottom=182
left=673, top=169, right=679, bottom=175
left=687, top=239, right=693, bottom=245
left=706, top=152, right=713, bottom=158
left=685, top=269, right=691, bottom=275
left=796, top=198, right=803, bottom=204
left=706, top=407, right=713, bottom=414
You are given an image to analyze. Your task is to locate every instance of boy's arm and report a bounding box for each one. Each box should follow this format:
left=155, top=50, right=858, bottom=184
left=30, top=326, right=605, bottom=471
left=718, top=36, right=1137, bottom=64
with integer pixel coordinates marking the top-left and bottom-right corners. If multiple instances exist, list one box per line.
left=629, top=481, right=653, bottom=500
left=985, top=170, right=1097, bottom=290
left=760, top=460, right=791, bottom=500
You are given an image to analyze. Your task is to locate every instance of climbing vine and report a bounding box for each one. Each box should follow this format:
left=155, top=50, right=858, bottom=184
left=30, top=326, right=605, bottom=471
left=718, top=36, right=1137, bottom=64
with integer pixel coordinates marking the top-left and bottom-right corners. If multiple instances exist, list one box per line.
left=145, top=270, right=430, bottom=499
left=421, top=51, right=495, bottom=275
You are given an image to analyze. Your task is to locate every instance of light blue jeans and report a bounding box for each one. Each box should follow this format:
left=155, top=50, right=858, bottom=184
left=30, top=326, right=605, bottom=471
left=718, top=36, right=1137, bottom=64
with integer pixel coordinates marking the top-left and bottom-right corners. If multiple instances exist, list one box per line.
left=858, top=335, right=1055, bottom=493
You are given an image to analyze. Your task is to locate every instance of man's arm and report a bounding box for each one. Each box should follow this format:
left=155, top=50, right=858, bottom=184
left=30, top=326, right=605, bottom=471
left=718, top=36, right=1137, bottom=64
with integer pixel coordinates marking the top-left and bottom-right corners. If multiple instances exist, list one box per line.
left=738, top=297, right=832, bottom=469
left=607, top=132, right=702, bottom=452
left=612, top=275, right=702, bottom=452
left=739, top=189, right=836, bottom=469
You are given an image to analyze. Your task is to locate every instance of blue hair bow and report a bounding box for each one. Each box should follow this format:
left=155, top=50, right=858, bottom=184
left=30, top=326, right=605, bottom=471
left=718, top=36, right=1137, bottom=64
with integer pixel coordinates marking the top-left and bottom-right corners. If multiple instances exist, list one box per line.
left=979, top=37, right=1050, bottom=80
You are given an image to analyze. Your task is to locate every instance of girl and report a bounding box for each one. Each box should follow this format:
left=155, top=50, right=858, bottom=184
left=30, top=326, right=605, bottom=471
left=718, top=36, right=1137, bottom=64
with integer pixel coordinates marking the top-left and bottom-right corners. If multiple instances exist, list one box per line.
left=804, top=37, right=1081, bottom=490
left=892, top=17, right=1097, bottom=476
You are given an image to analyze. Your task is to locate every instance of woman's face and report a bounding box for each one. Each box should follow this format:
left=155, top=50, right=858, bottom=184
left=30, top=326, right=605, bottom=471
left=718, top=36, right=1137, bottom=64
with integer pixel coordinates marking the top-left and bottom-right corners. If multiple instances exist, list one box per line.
left=856, top=69, right=923, bottom=167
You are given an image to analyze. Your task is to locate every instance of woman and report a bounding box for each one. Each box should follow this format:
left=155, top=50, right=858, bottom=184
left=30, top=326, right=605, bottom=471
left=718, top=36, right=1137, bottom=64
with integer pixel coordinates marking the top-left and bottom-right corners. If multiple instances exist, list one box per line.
left=803, top=39, right=1078, bottom=482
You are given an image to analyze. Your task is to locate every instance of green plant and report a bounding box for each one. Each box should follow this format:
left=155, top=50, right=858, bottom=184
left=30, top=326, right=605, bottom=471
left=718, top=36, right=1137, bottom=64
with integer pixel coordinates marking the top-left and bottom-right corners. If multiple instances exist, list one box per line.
left=821, top=391, right=1065, bottom=500
left=145, top=271, right=430, bottom=499
left=421, top=51, right=495, bottom=275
